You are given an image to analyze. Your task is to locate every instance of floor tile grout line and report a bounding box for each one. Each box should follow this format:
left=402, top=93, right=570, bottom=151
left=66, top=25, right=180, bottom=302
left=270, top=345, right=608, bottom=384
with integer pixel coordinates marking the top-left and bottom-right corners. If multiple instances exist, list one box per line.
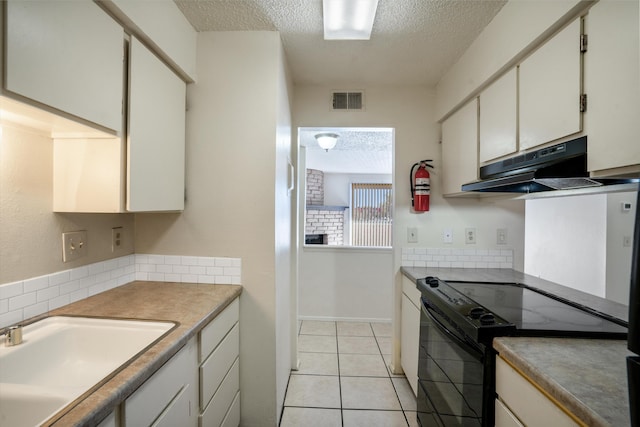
left=284, top=320, right=415, bottom=425
left=335, top=321, right=345, bottom=427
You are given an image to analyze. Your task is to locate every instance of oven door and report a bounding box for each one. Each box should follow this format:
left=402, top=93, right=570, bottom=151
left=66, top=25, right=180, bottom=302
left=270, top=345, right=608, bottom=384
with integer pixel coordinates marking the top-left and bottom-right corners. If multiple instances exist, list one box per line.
left=417, top=297, right=485, bottom=427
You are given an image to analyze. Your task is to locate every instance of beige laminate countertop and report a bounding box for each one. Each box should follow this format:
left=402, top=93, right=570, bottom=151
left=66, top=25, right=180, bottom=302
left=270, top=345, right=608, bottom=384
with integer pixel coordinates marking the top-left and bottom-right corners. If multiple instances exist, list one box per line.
left=39, top=281, right=242, bottom=426
left=494, top=337, right=631, bottom=427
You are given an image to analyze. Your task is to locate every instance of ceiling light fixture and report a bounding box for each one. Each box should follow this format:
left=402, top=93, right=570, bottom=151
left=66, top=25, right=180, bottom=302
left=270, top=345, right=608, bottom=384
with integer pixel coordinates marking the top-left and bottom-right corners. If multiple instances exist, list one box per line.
left=322, top=0, right=379, bottom=40
left=315, top=133, right=339, bottom=151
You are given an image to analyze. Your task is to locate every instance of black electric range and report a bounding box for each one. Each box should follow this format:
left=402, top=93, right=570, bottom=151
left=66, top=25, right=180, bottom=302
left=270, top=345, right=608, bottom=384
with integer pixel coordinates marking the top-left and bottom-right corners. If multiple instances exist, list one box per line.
left=415, top=276, right=627, bottom=427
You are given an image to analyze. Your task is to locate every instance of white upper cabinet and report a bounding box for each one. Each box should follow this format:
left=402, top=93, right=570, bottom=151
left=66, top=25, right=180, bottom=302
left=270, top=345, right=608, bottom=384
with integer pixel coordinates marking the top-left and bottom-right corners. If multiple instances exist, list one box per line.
left=127, top=37, right=186, bottom=212
left=4, top=0, right=124, bottom=134
left=479, top=68, right=517, bottom=163
left=519, top=18, right=582, bottom=150
left=442, top=99, right=479, bottom=196
left=584, top=0, right=640, bottom=176
left=53, top=36, right=187, bottom=213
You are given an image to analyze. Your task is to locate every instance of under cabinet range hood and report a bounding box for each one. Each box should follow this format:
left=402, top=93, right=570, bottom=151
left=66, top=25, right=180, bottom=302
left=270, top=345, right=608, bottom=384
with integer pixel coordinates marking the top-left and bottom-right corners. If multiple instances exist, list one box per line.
left=462, top=136, right=638, bottom=193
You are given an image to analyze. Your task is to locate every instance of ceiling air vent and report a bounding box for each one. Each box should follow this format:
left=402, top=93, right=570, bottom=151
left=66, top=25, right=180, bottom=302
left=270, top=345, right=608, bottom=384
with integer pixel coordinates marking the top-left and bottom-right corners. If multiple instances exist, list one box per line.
left=332, top=91, right=364, bottom=111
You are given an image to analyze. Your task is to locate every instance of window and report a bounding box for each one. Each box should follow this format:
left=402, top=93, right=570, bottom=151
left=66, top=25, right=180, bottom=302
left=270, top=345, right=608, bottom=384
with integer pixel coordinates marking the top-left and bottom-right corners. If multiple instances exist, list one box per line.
left=351, top=183, right=392, bottom=247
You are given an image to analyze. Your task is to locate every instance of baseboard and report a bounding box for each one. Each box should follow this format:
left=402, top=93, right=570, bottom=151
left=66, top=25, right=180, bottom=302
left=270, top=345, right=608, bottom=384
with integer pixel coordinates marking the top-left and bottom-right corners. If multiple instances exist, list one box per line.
left=298, top=315, right=392, bottom=323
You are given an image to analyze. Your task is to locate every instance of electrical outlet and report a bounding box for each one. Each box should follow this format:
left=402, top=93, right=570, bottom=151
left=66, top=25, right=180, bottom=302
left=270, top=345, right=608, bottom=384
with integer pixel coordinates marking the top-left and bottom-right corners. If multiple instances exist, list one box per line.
left=465, top=228, right=476, bottom=244
left=112, top=227, right=123, bottom=252
left=443, top=229, right=453, bottom=244
left=407, top=227, right=418, bottom=243
left=497, top=228, right=508, bottom=245
left=62, top=231, right=88, bottom=262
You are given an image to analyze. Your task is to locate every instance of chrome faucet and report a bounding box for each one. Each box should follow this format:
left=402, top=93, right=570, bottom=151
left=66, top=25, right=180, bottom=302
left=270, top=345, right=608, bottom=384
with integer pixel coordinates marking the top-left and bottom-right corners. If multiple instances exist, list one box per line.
left=4, top=325, right=23, bottom=347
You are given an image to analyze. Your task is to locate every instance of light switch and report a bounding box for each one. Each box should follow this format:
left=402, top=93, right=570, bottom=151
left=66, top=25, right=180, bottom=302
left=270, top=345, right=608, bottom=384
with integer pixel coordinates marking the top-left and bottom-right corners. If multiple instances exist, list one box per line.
left=62, top=230, right=87, bottom=262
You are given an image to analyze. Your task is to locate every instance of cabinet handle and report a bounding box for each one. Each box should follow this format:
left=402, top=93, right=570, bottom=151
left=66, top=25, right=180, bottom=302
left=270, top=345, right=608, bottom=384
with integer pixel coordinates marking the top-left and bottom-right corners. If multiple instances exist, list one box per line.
left=287, top=159, right=295, bottom=195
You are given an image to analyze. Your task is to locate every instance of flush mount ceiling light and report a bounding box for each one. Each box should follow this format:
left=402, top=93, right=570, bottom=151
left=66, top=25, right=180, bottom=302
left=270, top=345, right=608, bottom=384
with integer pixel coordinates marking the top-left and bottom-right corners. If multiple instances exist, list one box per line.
left=315, top=133, right=339, bottom=151
left=322, top=0, right=379, bottom=40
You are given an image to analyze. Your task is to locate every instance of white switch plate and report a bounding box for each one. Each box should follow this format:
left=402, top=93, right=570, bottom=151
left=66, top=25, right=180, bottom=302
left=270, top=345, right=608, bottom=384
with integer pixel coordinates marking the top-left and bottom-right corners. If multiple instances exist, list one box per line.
left=443, top=229, right=453, bottom=244
left=407, top=227, right=418, bottom=243
left=497, top=228, right=508, bottom=245
left=112, top=227, right=123, bottom=252
left=62, top=230, right=87, bottom=262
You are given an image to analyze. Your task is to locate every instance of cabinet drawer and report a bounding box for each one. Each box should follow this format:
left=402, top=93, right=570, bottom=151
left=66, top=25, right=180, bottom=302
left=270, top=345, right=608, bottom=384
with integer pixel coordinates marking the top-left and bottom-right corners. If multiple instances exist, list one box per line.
left=200, top=358, right=239, bottom=427
left=220, top=391, right=240, bottom=427
left=125, top=340, right=196, bottom=426
left=200, top=323, right=240, bottom=409
left=496, top=356, right=579, bottom=427
left=200, top=298, right=239, bottom=362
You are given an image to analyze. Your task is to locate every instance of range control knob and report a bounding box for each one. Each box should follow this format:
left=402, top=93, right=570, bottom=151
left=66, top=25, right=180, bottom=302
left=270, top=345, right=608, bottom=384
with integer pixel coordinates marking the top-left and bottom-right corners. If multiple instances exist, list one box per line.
left=479, top=313, right=496, bottom=325
left=468, top=307, right=485, bottom=319
left=425, top=276, right=439, bottom=288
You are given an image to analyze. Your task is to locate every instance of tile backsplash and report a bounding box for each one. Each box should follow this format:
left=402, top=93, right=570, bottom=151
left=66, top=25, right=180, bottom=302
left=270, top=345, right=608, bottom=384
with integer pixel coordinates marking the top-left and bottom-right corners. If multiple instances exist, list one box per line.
left=401, top=247, right=513, bottom=269
left=0, top=254, right=242, bottom=328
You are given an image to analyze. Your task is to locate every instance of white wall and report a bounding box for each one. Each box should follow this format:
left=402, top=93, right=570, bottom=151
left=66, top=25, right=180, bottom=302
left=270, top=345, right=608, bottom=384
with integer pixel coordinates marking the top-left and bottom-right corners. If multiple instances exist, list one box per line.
left=606, top=192, right=636, bottom=304
left=525, top=192, right=636, bottom=302
left=135, top=32, right=292, bottom=427
left=0, top=123, right=135, bottom=285
left=323, top=172, right=392, bottom=206
left=299, top=247, right=393, bottom=321
left=525, top=194, right=608, bottom=296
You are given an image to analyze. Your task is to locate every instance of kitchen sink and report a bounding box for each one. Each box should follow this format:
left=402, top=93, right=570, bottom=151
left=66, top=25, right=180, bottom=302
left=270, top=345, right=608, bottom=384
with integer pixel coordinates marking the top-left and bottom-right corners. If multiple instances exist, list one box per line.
left=0, top=316, right=175, bottom=426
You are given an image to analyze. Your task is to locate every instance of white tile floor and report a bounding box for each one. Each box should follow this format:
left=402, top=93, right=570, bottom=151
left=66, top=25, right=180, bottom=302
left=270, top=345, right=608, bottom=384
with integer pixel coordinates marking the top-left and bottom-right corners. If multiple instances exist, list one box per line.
left=280, top=320, right=419, bottom=427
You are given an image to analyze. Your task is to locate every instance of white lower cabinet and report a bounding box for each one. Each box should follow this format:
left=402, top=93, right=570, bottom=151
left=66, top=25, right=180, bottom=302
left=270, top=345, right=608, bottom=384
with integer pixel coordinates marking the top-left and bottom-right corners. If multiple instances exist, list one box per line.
left=124, top=338, right=198, bottom=427
left=198, top=298, right=240, bottom=427
left=96, top=298, right=240, bottom=427
left=495, top=356, right=579, bottom=427
left=400, top=276, right=421, bottom=396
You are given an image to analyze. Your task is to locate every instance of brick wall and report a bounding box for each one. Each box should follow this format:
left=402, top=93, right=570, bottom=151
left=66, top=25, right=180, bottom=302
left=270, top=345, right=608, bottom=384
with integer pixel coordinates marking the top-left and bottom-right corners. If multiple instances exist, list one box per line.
left=306, top=169, right=324, bottom=205
left=305, top=168, right=345, bottom=245
left=305, top=209, right=345, bottom=245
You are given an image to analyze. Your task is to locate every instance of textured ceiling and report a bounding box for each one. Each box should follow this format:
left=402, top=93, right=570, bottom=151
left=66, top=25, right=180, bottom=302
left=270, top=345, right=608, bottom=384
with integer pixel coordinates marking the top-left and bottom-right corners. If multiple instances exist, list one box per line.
left=175, top=0, right=507, bottom=86
left=300, top=128, right=393, bottom=174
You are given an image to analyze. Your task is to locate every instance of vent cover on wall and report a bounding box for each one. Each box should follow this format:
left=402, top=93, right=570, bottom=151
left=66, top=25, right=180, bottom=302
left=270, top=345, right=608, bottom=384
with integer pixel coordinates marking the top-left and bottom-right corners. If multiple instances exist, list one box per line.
left=331, top=91, right=364, bottom=110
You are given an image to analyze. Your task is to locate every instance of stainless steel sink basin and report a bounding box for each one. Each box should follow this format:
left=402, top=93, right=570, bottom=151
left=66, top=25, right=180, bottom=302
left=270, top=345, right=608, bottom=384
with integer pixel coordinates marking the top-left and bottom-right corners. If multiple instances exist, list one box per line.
left=0, top=316, right=175, bottom=426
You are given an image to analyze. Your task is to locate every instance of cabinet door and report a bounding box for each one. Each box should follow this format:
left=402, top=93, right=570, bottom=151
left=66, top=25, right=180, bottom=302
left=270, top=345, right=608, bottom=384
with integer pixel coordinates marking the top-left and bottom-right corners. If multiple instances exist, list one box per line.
left=479, top=69, right=517, bottom=163
left=127, top=37, right=186, bottom=212
left=5, top=0, right=123, bottom=133
left=442, top=99, right=479, bottom=196
left=585, top=0, right=640, bottom=174
left=401, top=292, right=420, bottom=396
left=125, top=338, right=198, bottom=427
left=519, top=19, right=582, bottom=150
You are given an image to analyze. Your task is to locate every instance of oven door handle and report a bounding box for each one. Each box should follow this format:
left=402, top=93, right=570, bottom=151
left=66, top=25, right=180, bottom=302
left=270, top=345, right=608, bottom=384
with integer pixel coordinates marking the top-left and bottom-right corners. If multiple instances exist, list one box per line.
left=421, top=300, right=484, bottom=360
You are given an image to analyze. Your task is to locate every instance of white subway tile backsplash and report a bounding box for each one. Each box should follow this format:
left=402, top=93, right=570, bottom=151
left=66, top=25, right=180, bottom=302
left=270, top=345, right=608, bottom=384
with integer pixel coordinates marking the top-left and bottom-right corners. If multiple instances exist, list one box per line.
left=0, top=253, right=242, bottom=329
left=0, top=281, right=23, bottom=299
left=401, top=247, right=513, bottom=269
left=23, top=276, right=49, bottom=293
left=9, top=292, right=36, bottom=310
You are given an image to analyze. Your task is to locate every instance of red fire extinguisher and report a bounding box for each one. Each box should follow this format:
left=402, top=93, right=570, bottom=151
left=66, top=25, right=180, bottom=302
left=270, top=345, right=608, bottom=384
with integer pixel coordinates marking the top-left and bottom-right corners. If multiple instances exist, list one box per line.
left=410, top=160, right=434, bottom=212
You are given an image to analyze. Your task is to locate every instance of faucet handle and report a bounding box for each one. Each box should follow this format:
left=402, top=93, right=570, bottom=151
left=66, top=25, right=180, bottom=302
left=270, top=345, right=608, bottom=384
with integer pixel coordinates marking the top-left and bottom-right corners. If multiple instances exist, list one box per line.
left=5, top=325, right=23, bottom=347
